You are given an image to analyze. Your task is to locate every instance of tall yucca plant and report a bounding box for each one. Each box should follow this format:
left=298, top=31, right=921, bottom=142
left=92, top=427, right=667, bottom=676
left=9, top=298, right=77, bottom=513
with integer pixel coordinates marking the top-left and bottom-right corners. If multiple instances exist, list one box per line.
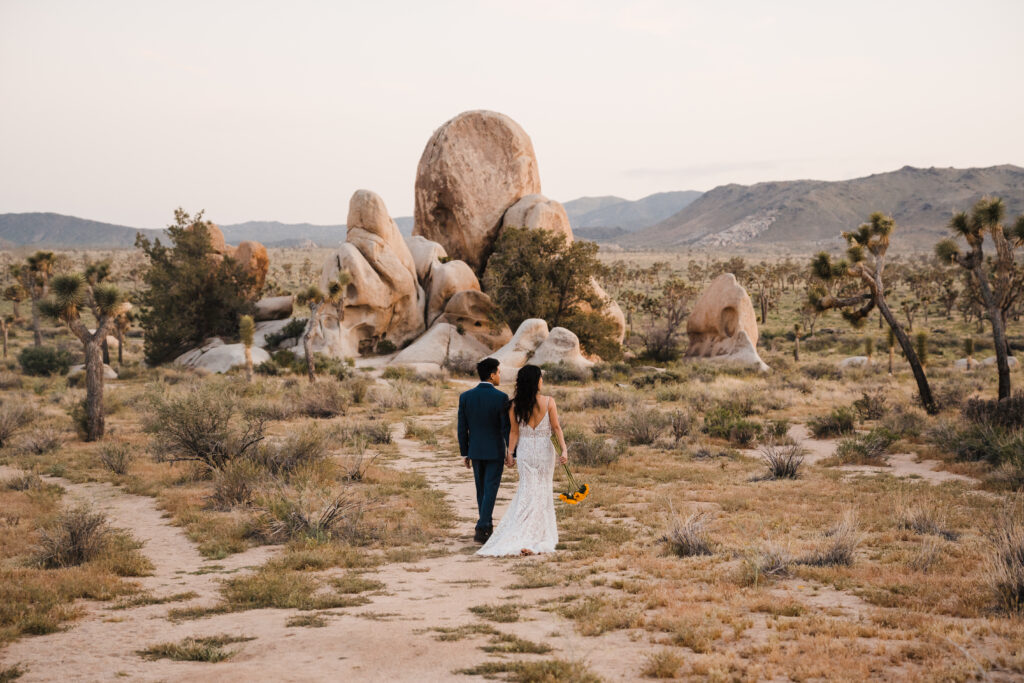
left=936, top=197, right=1024, bottom=401
left=296, top=272, right=350, bottom=382
left=810, top=213, right=936, bottom=414
left=40, top=271, right=128, bottom=440
left=239, top=314, right=255, bottom=382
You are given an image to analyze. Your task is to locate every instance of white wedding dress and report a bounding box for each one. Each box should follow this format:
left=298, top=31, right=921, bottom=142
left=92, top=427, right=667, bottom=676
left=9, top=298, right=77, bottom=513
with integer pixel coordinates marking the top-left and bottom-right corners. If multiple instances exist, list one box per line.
left=477, top=411, right=558, bottom=557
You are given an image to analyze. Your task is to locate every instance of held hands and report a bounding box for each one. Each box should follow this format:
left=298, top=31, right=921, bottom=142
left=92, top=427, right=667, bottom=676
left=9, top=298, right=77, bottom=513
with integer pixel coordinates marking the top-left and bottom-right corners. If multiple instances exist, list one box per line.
left=463, top=457, right=471, bottom=470
left=505, top=452, right=515, bottom=468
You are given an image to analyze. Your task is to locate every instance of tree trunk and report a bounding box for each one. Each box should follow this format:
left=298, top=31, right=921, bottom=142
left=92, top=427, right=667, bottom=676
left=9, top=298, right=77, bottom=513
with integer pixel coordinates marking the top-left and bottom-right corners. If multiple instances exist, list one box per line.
left=793, top=335, right=799, bottom=361
left=244, top=344, right=253, bottom=382
left=1, top=320, right=6, bottom=358
left=877, top=295, right=936, bottom=414
left=83, top=337, right=105, bottom=441
left=303, top=304, right=318, bottom=383
left=31, top=297, right=42, bottom=346
left=11, top=301, right=19, bottom=320
left=888, top=345, right=894, bottom=375
left=116, top=329, right=124, bottom=364
left=974, top=263, right=1012, bottom=400
left=102, top=338, right=110, bottom=364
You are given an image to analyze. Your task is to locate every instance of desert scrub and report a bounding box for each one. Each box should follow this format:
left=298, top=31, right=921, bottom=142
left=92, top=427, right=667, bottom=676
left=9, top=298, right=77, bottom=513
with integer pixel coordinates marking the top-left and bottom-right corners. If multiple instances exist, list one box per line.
left=33, top=505, right=152, bottom=576
left=661, top=509, right=713, bottom=557
left=296, top=380, right=350, bottom=418
left=558, top=595, right=642, bottom=636
left=15, top=424, right=63, bottom=455
left=895, top=498, right=959, bottom=541
left=457, top=659, right=600, bottom=683
left=138, top=634, right=255, bottom=662
left=642, top=649, right=685, bottom=678
left=250, top=426, right=331, bottom=477
left=755, top=441, right=804, bottom=480
left=0, top=401, right=37, bottom=448
left=564, top=426, right=626, bottom=466
left=702, top=402, right=762, bottom=447
left=145, top=381, right=267, bottom=471
left=796, top=513, right=861, bottom=567
left=852, top=388, right=887, bottom=420
left=615, top=406, right=667, bottom=445
left=97, top=442, right=133, bottom=475
left=807, top=406, right=856, bottom=438
left=469, top=603, right=520, bottom=623
left=739, top=543, right=793, bottom=586
left=988, top=504, right=1024, bottom=614
left=833, top=428, right=897, bottom=466
left=582, top=387, right=626, bottom=409
left=253, top=485, right=365, bottom=544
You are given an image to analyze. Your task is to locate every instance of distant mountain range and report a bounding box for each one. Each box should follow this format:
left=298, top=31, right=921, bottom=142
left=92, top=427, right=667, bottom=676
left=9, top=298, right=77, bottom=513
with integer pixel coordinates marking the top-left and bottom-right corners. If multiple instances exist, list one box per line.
left=4, top=165, right=1022, bottom=250
left=619, top=165, right=1024, bottom=250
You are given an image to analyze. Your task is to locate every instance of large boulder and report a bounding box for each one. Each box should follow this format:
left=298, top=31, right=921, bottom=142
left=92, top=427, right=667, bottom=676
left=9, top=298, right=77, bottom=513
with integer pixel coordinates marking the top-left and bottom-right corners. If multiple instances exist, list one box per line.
left=314, top=190, right=426, bottom=357
left=839, top=356, right=870, bottom=369
left=407, top=235, right=449, bottom=283
left=686, top=273, right=768, bottom=371
left=501, top=194, right=573, bottom=243
left=529, top=327, right=593, bottom=371
left=174, top=338, right=270, bottom=374
left=439, top=289, right=511, bottom=351
left=488, top=318, right=549, bottom=376
left=426, top=259, right=480, bottom=325
left=234, top=241, right=269, bottom=294
left=254, top=295, right=294, bottom=321
left=390, top=322, right=491, bottom=375
left=252, top=318, right=297, bottom=349
left=69, top=363, right=118, bottom=380
left=413, top=110, right=541, bottom=275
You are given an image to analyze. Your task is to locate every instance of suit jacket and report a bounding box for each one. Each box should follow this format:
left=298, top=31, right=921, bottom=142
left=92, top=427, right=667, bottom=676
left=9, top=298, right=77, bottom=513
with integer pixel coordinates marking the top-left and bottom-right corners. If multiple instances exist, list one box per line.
left=457, top=382, right=511, bottom=460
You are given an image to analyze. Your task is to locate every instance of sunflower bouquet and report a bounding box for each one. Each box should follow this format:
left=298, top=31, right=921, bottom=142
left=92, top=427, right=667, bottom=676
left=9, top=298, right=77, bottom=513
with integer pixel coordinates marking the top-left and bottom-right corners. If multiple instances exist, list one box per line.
left=558, top=463, right=589, bottom=505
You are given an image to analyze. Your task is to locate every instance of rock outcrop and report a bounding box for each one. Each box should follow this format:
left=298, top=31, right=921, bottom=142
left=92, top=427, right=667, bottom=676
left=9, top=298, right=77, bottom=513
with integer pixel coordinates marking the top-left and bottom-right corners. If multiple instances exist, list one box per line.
left=487, top=319, right=550, bottom=376
left=254, top=295, right=294, bottom=321
left=501, top=194, right=574, bottom=243
left=413, top=110, right=541, bottom=275
left=426, top=259, right=480, bottom=326
left=838, top=356, right=870, bottom=369
left=69, top=363, right=118, bottom=380
left=686, top=273, right=768, bottom=372
left=313, top=190, right=426, bottom=357
left=529, top=327, right=593, bottom=371
left=439, top=290, right=511, bottom=351
left=174, top=338, right=270, bottom=374
left=389, top=322, right=491, bottom=375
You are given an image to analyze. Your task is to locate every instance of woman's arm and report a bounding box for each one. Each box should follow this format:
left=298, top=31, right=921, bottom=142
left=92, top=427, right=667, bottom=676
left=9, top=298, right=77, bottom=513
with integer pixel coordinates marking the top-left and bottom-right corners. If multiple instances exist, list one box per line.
left=505, top=406, right=519, bottom=467
left=549, top=398, right=568, bottom=464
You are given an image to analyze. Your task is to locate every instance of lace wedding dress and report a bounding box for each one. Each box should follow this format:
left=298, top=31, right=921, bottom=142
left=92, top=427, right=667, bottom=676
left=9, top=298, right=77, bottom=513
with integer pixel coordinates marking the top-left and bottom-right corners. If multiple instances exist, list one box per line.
left=477, top=411, right=558, bottom=557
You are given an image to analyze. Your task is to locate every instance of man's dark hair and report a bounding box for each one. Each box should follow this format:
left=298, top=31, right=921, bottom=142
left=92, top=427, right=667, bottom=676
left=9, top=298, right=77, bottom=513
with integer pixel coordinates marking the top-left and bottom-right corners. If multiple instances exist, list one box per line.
left=477, top=357, right=500, bottom=382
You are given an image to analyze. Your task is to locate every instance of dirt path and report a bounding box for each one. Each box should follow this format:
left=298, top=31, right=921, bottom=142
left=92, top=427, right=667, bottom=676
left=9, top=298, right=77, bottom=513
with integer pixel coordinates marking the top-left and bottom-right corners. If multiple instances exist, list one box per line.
left=1, top=412, right=647, bottom=681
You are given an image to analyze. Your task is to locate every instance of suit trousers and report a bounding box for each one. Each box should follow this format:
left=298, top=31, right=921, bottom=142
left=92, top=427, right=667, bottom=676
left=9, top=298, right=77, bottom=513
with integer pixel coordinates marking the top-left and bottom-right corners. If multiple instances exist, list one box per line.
left=471, top=458, right=505, bottom=530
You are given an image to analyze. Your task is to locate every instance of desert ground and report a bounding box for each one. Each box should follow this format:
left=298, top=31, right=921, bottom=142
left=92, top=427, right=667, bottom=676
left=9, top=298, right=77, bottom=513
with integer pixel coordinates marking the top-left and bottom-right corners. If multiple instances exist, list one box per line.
left=1, top=246, right=1022, bottom=682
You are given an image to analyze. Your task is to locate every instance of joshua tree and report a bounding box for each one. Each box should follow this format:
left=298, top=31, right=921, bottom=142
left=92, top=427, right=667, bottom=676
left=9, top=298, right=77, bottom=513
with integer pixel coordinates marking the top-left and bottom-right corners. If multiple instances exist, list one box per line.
left=935, top=197, right=1024, bottom=400
left=239, top=314, right=255, bottom=382
left=793, top=323, right=801, bottom=362
left=3, top=281, right=26, bottom=321
left=40, top=272, right=128, bottom=440
left=296, top=272, right=350, bottom=382
left=12, top=252, right=56, bottom=346
left=0, top=314, right=10, bottom=358
left=887, top=327, right=895, bottom=375
left=810, top=213, right=936, bottom=414
left=915, top=331, right=928, bottom=367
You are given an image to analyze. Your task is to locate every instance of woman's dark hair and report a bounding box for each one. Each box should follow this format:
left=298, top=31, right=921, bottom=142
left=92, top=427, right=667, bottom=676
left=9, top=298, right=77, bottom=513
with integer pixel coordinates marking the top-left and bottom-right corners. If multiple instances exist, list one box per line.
left=512, top=365, right=542, bottom=426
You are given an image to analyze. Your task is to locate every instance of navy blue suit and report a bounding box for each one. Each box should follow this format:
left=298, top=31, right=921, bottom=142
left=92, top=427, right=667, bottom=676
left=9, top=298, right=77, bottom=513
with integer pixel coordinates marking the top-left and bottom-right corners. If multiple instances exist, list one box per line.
left=458, top=382, right=511, bottom=531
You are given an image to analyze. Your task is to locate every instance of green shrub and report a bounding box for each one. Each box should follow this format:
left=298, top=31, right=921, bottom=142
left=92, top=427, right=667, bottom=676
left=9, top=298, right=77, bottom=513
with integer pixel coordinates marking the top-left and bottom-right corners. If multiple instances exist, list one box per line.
left=34, top=505, right=110, bottom=568
left=375, top=339, right=397, bottom=354
left=808, top=407, right=857, bottom=438
left=18, top=347, right=72, bottom=376
left=0, top=402, right=37, bottom=447
left=264, top=318, right=307, bottom=348
left=834, top=428, right=897, bottom=465
left=963, top=392, right=1024, bottom=430
left=541, top=363, right=591, bottom=384
left=703, top=403, right=763, bottom=446
left=852, top=389, right=887, bottom=420
left=564, top=427, right=626, bottom=466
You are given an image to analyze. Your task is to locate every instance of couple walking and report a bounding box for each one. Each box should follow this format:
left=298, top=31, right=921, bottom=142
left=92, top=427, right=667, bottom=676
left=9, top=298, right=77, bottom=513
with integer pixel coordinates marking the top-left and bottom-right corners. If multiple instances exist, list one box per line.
left=457, top=357, right=568, bottom=557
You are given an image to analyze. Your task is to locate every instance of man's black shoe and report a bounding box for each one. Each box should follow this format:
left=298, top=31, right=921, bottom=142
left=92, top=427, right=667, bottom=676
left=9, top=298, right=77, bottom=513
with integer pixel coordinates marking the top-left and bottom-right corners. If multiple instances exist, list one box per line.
left=474, top=528, right=487, bottom=543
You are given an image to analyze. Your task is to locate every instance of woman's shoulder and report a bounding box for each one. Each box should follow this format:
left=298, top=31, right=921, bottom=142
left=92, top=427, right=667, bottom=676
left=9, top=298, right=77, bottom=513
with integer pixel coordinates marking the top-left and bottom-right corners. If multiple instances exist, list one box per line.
left=539, top=394, right=556, bottom=408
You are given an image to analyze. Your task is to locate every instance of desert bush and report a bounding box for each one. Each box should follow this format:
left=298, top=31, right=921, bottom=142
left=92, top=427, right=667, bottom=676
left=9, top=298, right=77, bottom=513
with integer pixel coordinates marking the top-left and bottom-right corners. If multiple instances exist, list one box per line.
left=808, top=406, right=856, bottom=438
left=740, top=543, right=792, bottom=585
left=17, top=425, right=63, bottom=455
left=692, top=444, right=735, bottom=459
left=764, top=418, right=790, bottom=440
left=801, top=362, right=842, bottom=381
left=3, top=471, right=43, bottom=491
left=35, top=505, right=110, bottom=568
left=756, top=441, right=805, bottom=480
left=667, top=409, right=695, bottom=442
left=585, top=387, right=622, bottom=409
left=963, top=392, right=1024, bottom=430
left=797, top=513, right=861, bottom=567
left=0, top=402, right=37, bottom=448
left=342, top=420, right=392, bottom=446
left=252, top=427, right=331, bottom=477
left=541, top=363, right=590, bottom=384
left=339, top=451, right=379, bottom=482
left=264, top=318, right=307, bottom=348
left=0, top=370, right=22, bottom=389
left=853, top=389, right=887, bottom=420
left=98, top=442, right=134, bottom=475
left=880, top=406, right=926, bottom=438
left=297, top=381, right=350, bottom=418
left=565, top=427, right=626, bottom=466
left=630, top=370, right=683, bottom=388
left=895, top=499, right=959, bottom=541
left=661, top=510, right=713, bottom=557
left=928, top=421, right=1024, bottom=465
left=254, top=486, right=364, bottom=544
left=341, top=376, right=372, bottom=404
left=834, top=428, right=898, bottom=466
left=642, top=650, right=685, bottom=679
left=17, top=346, right=72, bottom=376
left=442, top=355, right=478, bottom=377
left=703, top=403, right=762, bottom=447
left=138, top=634, right=254, bottom=663
left=145, top=383, right=266, bottom=471
left=616, top=406, right=666, bottom=446
left=210, top=459, right=262, bottom=509
left=245, top=397, right=297, bottom=421
left=419, top=383, right=444, bottom=408
left=988, top=506, right=1024, bottom=614
left=370, top=382, right=409, bottom=410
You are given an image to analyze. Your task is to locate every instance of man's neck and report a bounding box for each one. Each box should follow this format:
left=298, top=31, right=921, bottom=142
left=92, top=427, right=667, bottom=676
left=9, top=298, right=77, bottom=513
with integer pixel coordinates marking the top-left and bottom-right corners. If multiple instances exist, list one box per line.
left=479, top=381, right=494, bottom=386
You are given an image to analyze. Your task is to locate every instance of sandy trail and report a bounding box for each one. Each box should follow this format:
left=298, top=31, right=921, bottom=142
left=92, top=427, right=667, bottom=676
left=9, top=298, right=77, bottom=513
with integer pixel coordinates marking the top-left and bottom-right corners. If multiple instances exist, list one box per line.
left=1, top=410, right=647, bottom=681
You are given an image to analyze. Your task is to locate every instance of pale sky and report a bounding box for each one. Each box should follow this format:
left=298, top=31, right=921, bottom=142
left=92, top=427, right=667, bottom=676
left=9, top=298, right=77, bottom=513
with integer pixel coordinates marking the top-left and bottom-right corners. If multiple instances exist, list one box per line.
left=1, top=0, right=1022, bottom=229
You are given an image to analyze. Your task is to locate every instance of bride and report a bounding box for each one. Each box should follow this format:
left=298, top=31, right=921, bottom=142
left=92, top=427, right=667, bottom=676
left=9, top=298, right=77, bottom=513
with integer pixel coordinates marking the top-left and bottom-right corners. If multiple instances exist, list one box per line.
left=477, top=364, right=568, bottom=557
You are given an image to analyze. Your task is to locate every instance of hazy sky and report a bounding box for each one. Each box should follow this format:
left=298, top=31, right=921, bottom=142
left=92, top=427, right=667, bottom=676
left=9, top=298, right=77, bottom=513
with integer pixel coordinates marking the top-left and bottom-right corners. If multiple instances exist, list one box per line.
left=2, top=0, right=1022, bottom=228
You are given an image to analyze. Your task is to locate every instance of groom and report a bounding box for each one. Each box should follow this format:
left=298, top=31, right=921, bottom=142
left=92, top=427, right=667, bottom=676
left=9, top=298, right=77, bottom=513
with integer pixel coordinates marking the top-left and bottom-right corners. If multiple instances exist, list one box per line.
left=457, top=357, right=511, bottom=543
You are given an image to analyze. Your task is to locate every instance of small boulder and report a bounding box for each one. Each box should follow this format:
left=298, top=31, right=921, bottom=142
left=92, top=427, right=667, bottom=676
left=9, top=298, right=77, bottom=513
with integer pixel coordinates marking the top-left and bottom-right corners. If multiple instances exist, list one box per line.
left=487, top=318, right=549, bottom=376
left=981, top=355, right=1019, bottom=368
left=174, top=338, right=270, bottom=374
left=390, top=322, right=491, bottom=374
left=501, top=194, right=573, bottom=243
left=529, top=327, right=593, bottom=371
left=426, top=259, right=480, bottom=325
left=68, top=363, right=118, bottom=380
left=839, top=356, right=870, bottom=369
left=253, top=318, right=296, bottom=349
left=254, top=295, right=294, bottom=321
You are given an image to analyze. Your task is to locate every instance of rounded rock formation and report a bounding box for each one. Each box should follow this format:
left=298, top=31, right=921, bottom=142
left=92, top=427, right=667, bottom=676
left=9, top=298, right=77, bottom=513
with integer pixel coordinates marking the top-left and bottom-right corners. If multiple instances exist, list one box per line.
left=501, top=194, right=574, bottom=244
left=439, top=289, right=511, bottom=351
left=426, top=259, right=480, bottom=325
left=314, top=190, right=426, bottom=357
left=686, top=273, right=768, bottom=371
left=413, top=110, right=541, bottom=275
left=389, top=322, right=491, bottom=375
left=487, top=318, right=549, bottom=376
left=529, top=327, right=593, bottom=371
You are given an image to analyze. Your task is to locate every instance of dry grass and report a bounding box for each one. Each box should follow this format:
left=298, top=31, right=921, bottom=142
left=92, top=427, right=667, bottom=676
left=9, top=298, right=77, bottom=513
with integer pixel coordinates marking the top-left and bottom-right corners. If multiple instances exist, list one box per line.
left=137, top=634, right=255, bottom=662
left=661, top=509, right=713, bottom=557
left=642, top=649, right=685, bottom=678
left=756, top=440, right=805, bottom=480
left=456, top=659, right=600, bottom=682
left=988, top=504, right=1024, bottom=614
